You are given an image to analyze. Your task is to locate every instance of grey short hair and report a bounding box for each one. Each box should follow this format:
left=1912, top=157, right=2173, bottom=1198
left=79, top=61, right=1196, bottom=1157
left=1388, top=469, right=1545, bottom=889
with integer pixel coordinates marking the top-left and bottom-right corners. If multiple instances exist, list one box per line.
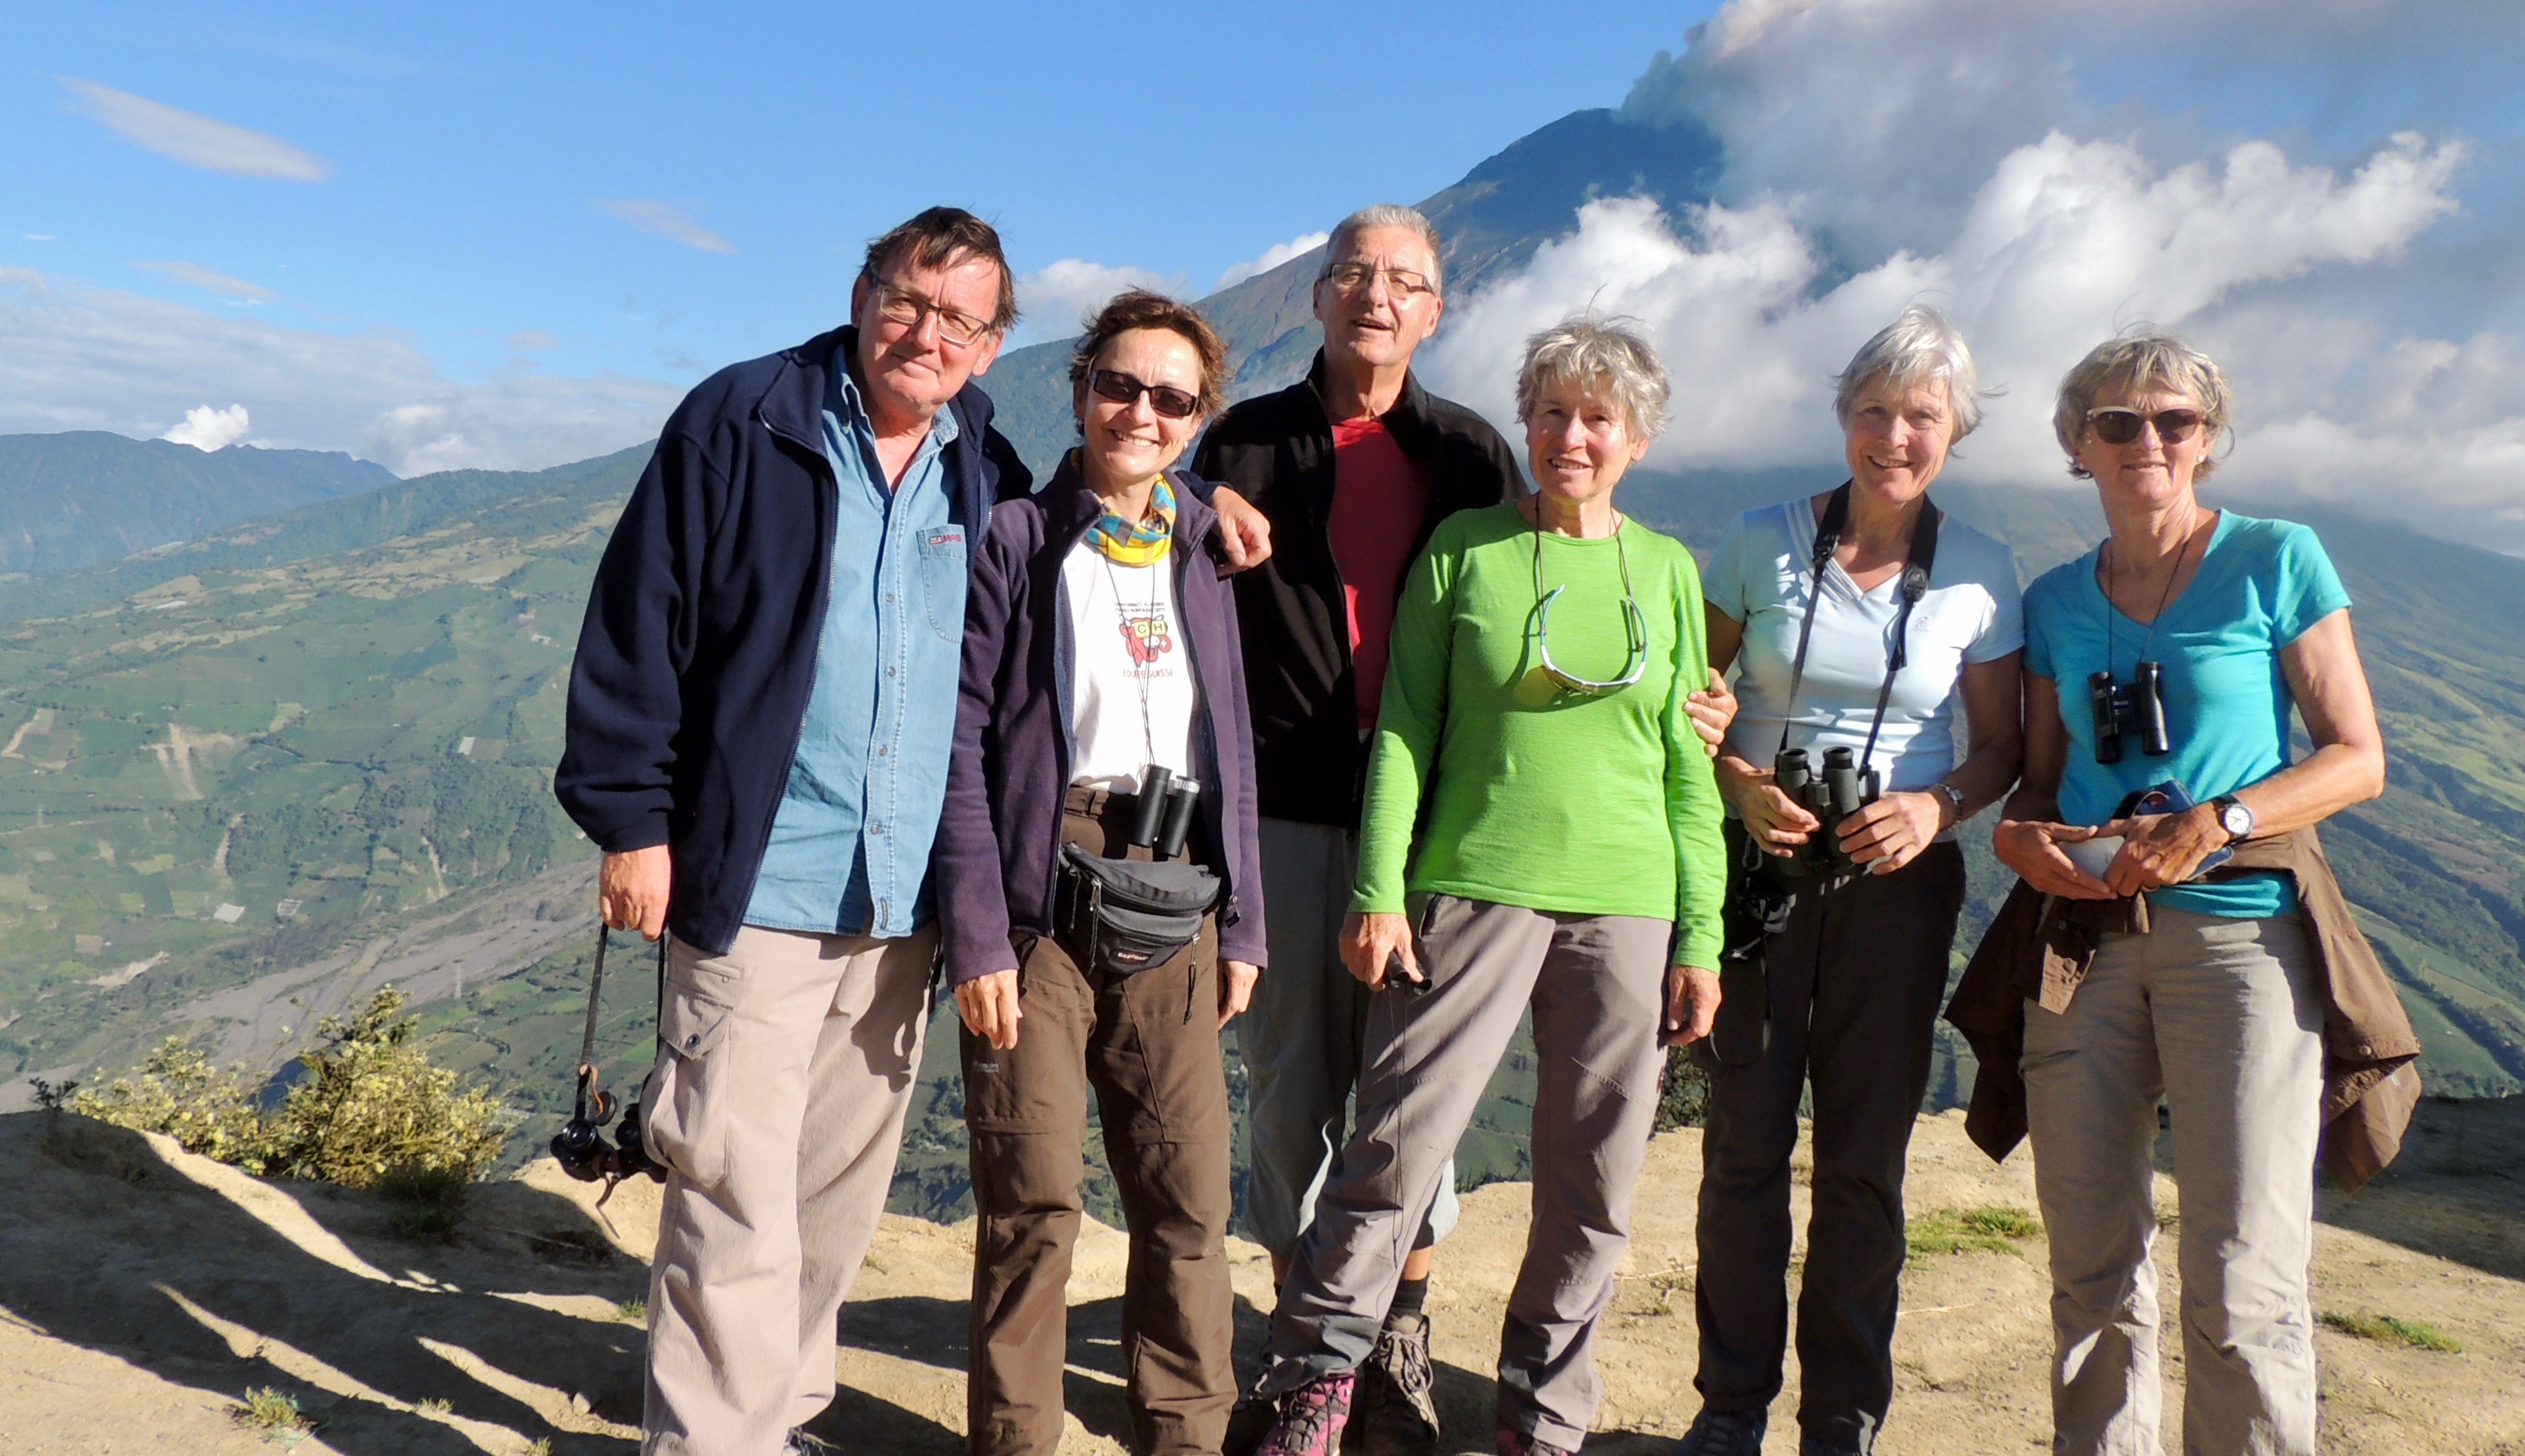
left=1833, top=303, right=1984, bottom=440
left=2052, top=329, right=2235, bottom=480
left=1515, top=314, right=1670, bottom=440
left=1322, top=204, right=1445, bottom=296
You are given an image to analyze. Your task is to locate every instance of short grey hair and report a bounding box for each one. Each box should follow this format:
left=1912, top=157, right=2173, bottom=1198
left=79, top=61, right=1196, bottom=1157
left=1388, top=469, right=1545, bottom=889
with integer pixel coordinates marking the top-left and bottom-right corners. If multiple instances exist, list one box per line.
left=2052, top=329, right=2236, bottom=480
left=1515, top=313, right=1670, bottom=440
left=1833, top=303, right=1984, bottom=440
left=1322, top=204, right=1445, bottom=296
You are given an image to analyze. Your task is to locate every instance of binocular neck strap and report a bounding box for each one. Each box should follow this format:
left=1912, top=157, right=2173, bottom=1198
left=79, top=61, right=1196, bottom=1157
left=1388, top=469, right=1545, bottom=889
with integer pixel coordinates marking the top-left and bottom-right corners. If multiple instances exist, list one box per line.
left=1773, top=483, right=1854, bottom=761
left=1776, top=483, right=1942, bottom=777
left=574, top=924, right=667, bottom=1121
left=1856, top=501, right=1940, bottom=775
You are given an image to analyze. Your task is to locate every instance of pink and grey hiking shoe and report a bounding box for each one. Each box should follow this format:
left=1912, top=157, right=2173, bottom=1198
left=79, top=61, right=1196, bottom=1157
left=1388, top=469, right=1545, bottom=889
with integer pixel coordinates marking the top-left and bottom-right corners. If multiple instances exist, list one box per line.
left=1253, top=1371, right=1356, bottom=1456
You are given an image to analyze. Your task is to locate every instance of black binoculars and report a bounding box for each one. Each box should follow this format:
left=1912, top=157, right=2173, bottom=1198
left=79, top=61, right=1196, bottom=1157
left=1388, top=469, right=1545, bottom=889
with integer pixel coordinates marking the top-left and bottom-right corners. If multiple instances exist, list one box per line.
left=1128, top=764, right=1202, bottom=859
left=551, top=1081, right=665, bottom=1186
left=2088, top=662, right=2171, bottom=764
left=1773, top=745, right=1878, bottom=879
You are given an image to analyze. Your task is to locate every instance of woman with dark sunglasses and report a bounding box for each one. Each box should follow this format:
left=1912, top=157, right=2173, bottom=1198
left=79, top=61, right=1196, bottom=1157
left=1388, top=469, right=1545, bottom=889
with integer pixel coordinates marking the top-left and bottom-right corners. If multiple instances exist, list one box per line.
left=933, top=289, right=1266, bottom=1456
left=1973, top=330, right=2399, bottom=1456
left=1246, top=314, right=1725, bottom=1456
left=1676, top=304, right=2025, bottom=1456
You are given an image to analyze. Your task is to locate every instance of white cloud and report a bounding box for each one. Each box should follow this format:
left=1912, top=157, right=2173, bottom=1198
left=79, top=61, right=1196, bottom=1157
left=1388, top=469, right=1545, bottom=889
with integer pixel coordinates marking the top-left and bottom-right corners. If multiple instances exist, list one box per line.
left=1424, top=0, right=2510, bottom=529
left=132, top=260, right=275, bottom=302
left=161, top=404, right=253, bottom=451
left=1011, top=259, right=1184, bottom=345
left=508, top=330, right=559, bottom=352
left=595, top=199, right=735, bottom=254
left=1216, top=231, right=1330, bottom=291
left=0, top=265, right=679, bottom=476
left=59, top=78, right=329, bottom=182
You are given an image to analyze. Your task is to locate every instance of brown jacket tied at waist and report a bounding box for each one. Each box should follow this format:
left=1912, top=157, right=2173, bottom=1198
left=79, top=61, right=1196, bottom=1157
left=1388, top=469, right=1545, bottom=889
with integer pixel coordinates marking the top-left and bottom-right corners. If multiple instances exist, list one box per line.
left=1944, top=827, right=2423, bottom=1193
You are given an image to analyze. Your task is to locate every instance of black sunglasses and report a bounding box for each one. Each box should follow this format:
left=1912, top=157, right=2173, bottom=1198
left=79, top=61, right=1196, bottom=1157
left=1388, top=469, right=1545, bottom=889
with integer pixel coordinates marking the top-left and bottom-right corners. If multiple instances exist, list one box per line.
left=2086, top=406, right=2204, bottom=446
left=1088, top=369, right=1200, bottom=420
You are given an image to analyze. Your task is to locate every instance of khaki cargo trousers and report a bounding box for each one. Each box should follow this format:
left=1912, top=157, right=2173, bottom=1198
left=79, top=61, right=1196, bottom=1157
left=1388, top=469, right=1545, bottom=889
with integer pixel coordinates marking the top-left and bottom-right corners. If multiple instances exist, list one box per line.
left=639, top=922, right=937, bottom=1456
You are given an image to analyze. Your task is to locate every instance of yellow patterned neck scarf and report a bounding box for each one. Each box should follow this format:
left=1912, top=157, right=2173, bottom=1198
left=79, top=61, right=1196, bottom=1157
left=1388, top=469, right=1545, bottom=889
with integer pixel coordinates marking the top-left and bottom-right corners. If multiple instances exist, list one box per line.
left=1086, top=473, right=1176, bottom=565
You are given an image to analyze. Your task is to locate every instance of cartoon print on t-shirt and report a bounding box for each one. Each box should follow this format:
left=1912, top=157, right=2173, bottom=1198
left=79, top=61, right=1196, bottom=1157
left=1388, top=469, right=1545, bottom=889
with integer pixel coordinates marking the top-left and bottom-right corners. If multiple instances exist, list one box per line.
left=1120, top=611, right=1174, bottom=667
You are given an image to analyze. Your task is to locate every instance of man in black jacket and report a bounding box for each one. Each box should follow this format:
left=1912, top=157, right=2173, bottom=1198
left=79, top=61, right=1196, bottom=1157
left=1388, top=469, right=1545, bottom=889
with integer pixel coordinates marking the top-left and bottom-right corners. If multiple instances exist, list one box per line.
left=555, top=207, right=1029, bottom=1456
left=1199, top=204, right=1517, bottom=1456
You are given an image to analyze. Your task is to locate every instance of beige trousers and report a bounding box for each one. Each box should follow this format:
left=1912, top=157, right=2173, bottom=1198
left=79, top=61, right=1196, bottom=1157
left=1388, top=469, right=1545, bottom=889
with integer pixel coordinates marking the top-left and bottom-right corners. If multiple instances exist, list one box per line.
left=2022, top=906, right=2324, bottom=1456
left=639, top=924, right=937, bottom=1456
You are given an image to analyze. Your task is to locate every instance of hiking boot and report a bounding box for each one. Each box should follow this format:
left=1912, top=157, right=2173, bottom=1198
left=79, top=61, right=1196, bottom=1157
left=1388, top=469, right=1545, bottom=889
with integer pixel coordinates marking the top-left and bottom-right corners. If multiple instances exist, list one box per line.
left=1673, top=1406, right=1769, bottom=1456
left=783, top=1431, right=835, bottom=1454
left=1495, top=1427, right=1578, bottom=1455
left=1255, top=1371, right=1357, bottom=1456
left=1346, top=1312, right=1440, bottom=1455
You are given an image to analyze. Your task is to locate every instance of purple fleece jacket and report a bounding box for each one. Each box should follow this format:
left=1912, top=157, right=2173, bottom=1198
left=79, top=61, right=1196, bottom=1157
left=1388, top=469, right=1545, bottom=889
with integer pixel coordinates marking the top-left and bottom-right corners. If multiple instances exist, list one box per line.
left=933, top=459, right=1268, bottom=986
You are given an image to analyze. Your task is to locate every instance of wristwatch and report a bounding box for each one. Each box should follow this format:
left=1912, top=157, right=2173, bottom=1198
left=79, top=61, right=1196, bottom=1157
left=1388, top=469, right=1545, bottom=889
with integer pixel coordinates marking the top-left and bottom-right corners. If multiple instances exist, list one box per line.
left=2210, top=795, right=2255, bottom=844
left=1930, top=782, right=1966, bottom=822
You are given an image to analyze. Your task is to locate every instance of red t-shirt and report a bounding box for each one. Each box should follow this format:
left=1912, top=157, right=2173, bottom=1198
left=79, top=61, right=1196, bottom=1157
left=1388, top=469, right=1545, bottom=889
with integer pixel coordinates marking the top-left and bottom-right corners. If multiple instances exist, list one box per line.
left=1327, top=417, right=1431, bottom=730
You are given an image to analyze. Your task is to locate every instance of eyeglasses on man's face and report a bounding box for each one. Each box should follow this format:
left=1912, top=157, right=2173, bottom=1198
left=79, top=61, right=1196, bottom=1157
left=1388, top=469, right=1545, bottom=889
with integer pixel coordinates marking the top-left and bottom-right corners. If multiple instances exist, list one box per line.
left=1321, top=261, right=1436, bottom=300
left=866, top=275, right=995, bottom=348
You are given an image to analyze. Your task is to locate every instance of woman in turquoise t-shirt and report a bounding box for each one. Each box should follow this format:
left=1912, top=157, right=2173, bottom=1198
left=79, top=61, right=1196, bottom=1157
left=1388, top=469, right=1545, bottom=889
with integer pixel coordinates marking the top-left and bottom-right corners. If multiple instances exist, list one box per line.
left=1995, top=332, right=2386, bottom=1456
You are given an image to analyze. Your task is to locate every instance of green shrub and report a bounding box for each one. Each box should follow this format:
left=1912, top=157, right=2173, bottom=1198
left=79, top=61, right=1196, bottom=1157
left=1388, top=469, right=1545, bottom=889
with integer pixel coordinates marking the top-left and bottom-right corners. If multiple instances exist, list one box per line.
left=1654, top=1046, right=1711, bottom=1132
left=377, top=1161, right=470, bottom=1243
left=266, top=988, right=511, bottom=1188
left=69, top=1040, right=284, bottom=1173
left=67, top=987, right=511, bottom=1190
left=231, top=1385, right=314, bottom=1439
left=2320, top=1310, right=2463, bottom=1353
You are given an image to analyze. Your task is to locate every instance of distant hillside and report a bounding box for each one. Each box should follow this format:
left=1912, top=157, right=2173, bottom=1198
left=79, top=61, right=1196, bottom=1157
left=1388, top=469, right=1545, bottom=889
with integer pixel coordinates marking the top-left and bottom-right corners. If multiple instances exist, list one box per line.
left=0, top=433, right=394, bottom=577
left=989, top=107, right=1722, bottom=475
left=0, top=444, right=649, bottom=627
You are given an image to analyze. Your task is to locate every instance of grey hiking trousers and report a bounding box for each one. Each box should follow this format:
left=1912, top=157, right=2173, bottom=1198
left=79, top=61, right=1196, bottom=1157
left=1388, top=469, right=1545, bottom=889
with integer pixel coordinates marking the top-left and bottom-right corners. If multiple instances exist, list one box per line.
left=1261, top=894, right=1673, bottom=1450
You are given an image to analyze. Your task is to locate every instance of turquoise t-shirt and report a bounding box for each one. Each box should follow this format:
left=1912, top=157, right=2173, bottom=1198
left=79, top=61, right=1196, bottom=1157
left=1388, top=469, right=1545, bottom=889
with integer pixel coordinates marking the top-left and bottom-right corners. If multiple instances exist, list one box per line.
left=2023, top=511, right=2351, bottom=919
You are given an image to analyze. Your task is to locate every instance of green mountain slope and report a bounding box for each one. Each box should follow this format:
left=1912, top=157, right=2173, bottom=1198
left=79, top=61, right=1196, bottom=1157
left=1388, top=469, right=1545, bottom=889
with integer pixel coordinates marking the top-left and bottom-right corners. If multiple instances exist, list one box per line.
left=0, top=432, right=394, bottom=577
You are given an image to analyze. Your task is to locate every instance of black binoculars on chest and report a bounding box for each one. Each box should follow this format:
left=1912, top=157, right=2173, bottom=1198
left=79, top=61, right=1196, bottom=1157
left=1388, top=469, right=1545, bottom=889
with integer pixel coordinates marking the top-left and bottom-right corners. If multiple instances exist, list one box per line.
left=2088, top=661, right=2171, bottom=764
left=1772, top=745, right=1879, bottom=880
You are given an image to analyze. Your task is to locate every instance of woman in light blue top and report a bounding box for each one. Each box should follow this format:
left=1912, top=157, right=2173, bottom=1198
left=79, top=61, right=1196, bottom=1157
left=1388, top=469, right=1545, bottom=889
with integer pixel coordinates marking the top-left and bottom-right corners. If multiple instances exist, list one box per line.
left=1680, top=305, right=2025, bottom=1456
left=1995, top=331, right=2386, bottom=1456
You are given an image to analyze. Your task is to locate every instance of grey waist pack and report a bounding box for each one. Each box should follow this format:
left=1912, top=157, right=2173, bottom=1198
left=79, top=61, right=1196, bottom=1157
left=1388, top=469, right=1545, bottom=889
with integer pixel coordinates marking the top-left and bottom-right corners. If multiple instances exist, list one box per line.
left=1053, top=842, right=1219, bottom=976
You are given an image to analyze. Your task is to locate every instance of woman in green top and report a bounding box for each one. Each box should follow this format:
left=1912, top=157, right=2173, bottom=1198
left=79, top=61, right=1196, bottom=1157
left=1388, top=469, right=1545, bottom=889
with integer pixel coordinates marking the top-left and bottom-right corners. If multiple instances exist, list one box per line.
left=1247, top=315, right=1727, bottom=1456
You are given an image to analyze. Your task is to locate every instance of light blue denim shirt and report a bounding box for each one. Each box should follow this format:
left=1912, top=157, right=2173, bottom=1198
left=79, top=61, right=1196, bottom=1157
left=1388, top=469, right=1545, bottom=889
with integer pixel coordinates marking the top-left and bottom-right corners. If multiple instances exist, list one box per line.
left=742, top=350, right=970, bottom=938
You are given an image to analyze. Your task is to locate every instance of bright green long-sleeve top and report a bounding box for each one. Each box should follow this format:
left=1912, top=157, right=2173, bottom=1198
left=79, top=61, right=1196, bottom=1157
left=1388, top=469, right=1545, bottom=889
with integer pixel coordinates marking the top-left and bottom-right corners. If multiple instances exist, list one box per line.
left=1351, top=502, right=1727, bottom=969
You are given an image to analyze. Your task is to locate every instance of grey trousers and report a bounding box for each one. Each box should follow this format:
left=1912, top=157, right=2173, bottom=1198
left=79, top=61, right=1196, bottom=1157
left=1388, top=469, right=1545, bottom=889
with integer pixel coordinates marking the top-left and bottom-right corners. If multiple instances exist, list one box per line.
left=2022, top=906, right=2323, bottom=1456
left=1262, top=895, right=1673, bottom=1450
left=640, top=924, right=936, bottom=1456
left=1241, top=816, right=1457, bottom=1261
left=1692, top=843, right=1965, bottom=1453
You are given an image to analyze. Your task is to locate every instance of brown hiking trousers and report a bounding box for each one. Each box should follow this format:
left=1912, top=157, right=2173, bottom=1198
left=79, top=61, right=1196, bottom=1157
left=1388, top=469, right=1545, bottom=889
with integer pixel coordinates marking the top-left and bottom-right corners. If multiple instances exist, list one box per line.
left=960, top=787, right=1236, bottom=1456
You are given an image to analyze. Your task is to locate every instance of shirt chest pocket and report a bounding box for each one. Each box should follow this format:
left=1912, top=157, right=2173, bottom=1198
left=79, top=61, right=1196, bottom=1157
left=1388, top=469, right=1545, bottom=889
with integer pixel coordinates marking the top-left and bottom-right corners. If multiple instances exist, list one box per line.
left=919, top=529, right=968, bottom=641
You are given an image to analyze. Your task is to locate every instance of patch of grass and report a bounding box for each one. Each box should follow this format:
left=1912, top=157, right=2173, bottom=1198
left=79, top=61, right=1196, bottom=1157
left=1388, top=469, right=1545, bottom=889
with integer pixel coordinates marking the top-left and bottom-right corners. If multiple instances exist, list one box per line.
left=2320, top=1310, right=2463, bottom=1353
left=1907, top=1204, right=2044, bottom=1261
left=231, top=1386, right=314, bottom=1441
left=525, top=1227, right=616, bottom=1265
left=615, top=1296, right=647, bottom=1323
left=416, top=1396, right=451, bottom=1415
left=526, top=1439, right=554, bottom=1456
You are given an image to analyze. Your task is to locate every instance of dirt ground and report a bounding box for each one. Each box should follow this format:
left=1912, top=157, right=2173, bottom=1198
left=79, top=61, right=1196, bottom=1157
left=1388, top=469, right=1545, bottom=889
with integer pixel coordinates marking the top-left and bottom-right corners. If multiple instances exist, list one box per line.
left=0, top=1099, right=2517, bottom=1454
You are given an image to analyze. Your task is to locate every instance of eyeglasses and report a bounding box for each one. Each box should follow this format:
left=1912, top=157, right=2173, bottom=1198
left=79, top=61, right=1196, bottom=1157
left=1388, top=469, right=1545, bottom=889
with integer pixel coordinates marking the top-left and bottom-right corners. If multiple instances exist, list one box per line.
left=1087, top=369, right=1200, bottom=420
left=2086, top=406, right=2204, bottom=446
left=1531, top=517, right=1649, bottom=695
left=1321, top=261, right=1436, bottom=300
left=866, top=275, right=994, bottom=348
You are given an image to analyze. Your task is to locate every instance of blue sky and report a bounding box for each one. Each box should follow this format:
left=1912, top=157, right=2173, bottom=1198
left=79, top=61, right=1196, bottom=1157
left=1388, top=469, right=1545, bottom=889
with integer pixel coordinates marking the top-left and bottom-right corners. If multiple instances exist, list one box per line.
left=2, top=1, right=1725, bottom=392
left=3, top=0, right=2520, bottom=520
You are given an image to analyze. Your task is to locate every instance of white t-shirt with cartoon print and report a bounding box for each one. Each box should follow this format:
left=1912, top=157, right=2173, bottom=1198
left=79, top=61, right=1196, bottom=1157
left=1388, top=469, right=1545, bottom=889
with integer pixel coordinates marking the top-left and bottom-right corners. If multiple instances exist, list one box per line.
left=1062, top=542, right=1200, bottom=791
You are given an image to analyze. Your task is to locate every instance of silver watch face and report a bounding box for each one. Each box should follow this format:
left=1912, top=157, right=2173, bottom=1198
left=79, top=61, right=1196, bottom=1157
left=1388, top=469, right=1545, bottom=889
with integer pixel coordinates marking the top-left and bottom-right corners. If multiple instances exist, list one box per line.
left=2220, top=801, right=2253, bottom=838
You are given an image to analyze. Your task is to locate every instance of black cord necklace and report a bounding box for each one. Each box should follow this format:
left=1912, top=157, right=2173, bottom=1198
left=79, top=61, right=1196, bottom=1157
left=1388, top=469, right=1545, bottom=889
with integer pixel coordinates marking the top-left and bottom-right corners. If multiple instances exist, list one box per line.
left=2103, top=506, right=2205, bottom=675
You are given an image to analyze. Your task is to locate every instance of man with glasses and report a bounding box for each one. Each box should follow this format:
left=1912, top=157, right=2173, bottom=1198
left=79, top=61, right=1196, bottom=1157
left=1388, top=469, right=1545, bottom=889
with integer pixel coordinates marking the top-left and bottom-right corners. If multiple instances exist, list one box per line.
left=557, top=206, right=1030, bottom=1456
left=1197, top=203, right=1519, bottom=1456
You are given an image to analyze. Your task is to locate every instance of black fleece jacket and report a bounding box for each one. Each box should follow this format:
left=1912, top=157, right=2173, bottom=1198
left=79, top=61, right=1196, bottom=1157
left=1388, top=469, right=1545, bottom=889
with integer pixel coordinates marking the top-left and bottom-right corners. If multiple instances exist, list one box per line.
left=1190, top=351, right=1523, bottom=828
